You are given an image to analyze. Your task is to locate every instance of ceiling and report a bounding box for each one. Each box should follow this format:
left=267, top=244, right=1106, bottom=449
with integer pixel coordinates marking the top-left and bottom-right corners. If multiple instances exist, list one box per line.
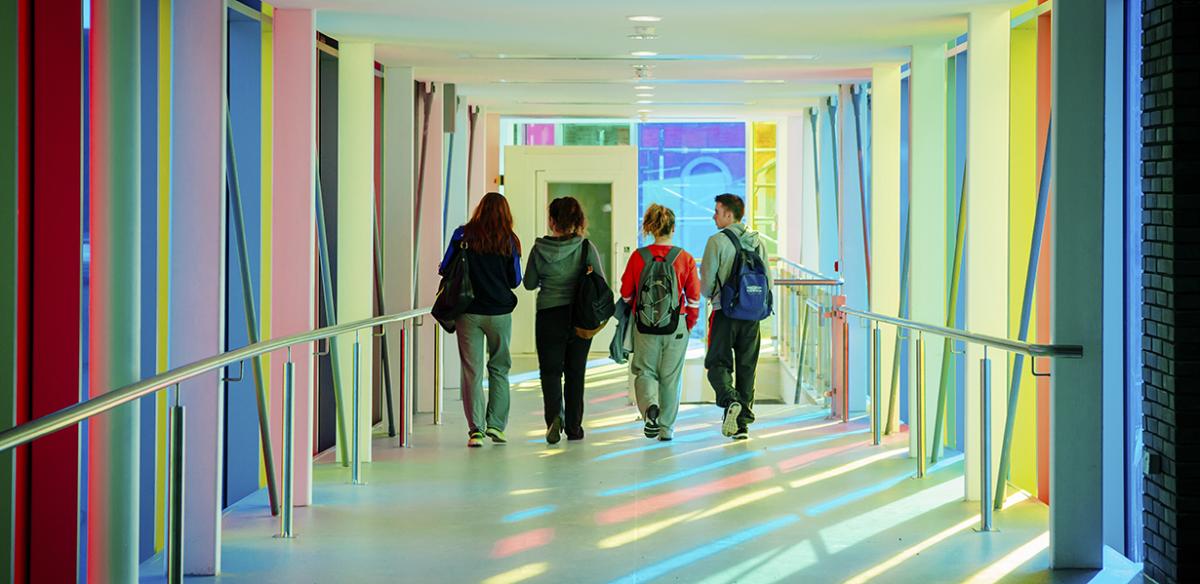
left=273, top=0, right=1027, bottom=119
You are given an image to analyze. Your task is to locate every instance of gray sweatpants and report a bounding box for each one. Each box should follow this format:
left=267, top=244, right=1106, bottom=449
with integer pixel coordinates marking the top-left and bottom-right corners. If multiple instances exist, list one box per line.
left=631, top=318, right=689, bottom=430
left=455, top=313, right=513, bottom=433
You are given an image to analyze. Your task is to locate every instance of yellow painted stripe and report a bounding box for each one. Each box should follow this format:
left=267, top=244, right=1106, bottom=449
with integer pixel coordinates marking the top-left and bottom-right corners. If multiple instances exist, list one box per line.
left=154, top=0, right=172, bottom=552
left=1008, top=21, right=1039, bottom=496
left=259, top=1, right=275, bottom=489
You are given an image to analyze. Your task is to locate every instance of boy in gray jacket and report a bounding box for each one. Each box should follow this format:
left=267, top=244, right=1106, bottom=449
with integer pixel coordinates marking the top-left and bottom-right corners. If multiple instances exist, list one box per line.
left=700, top=194, right=771, bottom=440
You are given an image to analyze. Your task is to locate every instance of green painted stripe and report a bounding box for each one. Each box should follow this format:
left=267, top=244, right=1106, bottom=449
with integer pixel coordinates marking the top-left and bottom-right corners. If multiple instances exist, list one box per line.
left=0, top=2, right=21, bottom=579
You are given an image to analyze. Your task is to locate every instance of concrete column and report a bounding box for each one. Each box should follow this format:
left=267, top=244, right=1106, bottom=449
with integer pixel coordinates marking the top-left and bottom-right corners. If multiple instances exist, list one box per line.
left=871, top=65, right=903, bottom=431
left=383, top=66, right=414, bottom=439
left=965, top=6, right=1010, bottom=501
left=169, top=0, right=224, bottom=574
left=442, top=90, right=469, bottom=394
left=271, top=8, right=316, bottom=505
left=909, top=41, right=947, bottom=458
left=89, top=0, right=141, bottom=580
left=1051, top=0, right=1106, bottom=569
left=337, top=42, right=376, bottom=461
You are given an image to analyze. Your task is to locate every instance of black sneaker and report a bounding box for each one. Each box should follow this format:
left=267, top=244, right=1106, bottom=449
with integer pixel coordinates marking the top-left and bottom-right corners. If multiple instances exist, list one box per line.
left=721, top=402, right=743, bottom=437
left=547, top=416, right=563, bottom=445
left=732, top=426, right=749, bottom=441
left=644, top=404, right=661, bottom=439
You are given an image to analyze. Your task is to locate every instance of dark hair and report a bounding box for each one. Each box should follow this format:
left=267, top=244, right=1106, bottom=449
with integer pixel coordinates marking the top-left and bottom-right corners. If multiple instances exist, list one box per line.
left=714, top=193, right=745, bottom=221
left=642, top=204, right=675, bottom=238
left=464, top=192, right=521, bottom=255
left=548, top=196, right=587, bottom=236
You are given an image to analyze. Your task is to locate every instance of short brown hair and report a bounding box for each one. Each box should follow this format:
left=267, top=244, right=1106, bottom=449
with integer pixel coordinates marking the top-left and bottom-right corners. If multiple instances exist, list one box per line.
left=642, top=204, right=676, bottom=238
left=714, top=193, right=745, bottom=221
left=548, top=196, right=588, bottom=236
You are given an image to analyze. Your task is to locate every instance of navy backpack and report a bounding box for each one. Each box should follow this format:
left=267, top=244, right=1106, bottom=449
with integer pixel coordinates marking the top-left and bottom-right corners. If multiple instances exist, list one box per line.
left=717, top=229, right=772, bottom=321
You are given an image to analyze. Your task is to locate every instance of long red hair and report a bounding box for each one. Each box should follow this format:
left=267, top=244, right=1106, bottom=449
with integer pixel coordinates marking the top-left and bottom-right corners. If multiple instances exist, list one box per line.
left=464, top=192, right=521, bottom=256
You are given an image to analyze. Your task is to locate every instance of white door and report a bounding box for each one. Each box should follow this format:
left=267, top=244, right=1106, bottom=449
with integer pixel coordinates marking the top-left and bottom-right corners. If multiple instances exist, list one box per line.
left=505, top=146, right=638, bottom=355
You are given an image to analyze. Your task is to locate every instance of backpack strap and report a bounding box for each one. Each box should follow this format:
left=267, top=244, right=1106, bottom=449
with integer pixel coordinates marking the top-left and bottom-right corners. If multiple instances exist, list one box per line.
left=664, top=246, right=683, bottom=265
left=715, top=229, right=744, bottom=293
left=579, top=238, right=592, bottom=274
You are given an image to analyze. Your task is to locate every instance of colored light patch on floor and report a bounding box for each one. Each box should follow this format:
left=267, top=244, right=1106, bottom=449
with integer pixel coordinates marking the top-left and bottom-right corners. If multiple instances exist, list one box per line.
left=788, top=446, right=907, bottom=489
left=599, top=451, right=765, bottom=496
left=502, top=504, right=556, bottom=523
left=605, top=515, right=800, bottom=584
left=819, top=476, right=965, bottom=555
left=776, top=441, right=865, bottom=473
left=804, top=453, right=964, bottom=516
left=596, top=466, right=776, bottom=525
left=481, top=562, right=549, bottom=584
left=490, top=528, right=555, bottom=559
left=963, top=531, right=1049, bottom=584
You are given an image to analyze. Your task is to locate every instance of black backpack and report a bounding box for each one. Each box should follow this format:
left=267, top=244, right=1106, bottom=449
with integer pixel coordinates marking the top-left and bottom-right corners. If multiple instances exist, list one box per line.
left=572, top=239, right=615, bottom=339
left=635, top=246, right=683, bottom=334
left=431, top=240, right=474, bottom=333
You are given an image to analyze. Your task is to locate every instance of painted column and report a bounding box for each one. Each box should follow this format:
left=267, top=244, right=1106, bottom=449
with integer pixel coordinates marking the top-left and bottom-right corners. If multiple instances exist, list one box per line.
left=468, top=105, right=489, bottom=208
left=799, top=110, right=820, bottom=269
left=0, top=3, right=26, bottom=580
left=337, top=42, right=376, bottom=461
left=169, top=0, right=224, bottom=574
left=1051, top=0, right=1105, bottom=569
left=272, top=8, right=316, bottom=505
left=870, top=65, right=902, bottom=431
left=383, top=66, right=415, bottom=439
left=416, top=84, right=445, bottom=413
left=816, top=103, right=839, bottom=278
left=909, top=41, right=947, bottom=458
left=485, top=112, right=501, bottom=193
left=89, top=0, right=141, bottom=580
left=965, top=6, right=1011, bottom=501
left=442, top=90, right=469, bottom=394
left=29, top=1, right=84, bottom=579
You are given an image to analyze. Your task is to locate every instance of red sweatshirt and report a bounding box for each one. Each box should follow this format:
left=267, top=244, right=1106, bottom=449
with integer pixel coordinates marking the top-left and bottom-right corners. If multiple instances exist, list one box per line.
left=619, top=245, right=701, bottom=331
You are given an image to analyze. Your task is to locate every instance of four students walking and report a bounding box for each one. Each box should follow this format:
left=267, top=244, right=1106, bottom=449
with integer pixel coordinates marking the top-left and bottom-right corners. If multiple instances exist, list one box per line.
left=440, top=192, right=769, bottom=447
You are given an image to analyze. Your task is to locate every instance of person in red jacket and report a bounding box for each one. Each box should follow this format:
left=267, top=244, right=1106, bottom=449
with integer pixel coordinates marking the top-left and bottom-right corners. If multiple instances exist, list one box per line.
left=619, top=204, right=700, bottom=441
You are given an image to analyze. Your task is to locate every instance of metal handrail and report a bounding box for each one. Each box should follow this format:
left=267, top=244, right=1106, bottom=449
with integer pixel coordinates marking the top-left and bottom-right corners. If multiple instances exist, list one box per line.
left=775, top=278, right=842, bottom=287
left=838, top=306, right=1083, bottom=359
left=0, top=306, right=433, bottom=453
left=773, top=256, right=842, bottom=283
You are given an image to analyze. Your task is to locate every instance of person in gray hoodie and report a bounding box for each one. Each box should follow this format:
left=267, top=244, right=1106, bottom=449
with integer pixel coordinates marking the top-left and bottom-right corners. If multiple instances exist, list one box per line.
left=524, top=196, right=606, bottom=443
left=700, top=193, right=771, bottom=441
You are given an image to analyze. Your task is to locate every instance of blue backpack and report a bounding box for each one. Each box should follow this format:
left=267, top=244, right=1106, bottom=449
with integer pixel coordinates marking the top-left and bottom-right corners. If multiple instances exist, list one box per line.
left=718, top=229, right=773, bottom=321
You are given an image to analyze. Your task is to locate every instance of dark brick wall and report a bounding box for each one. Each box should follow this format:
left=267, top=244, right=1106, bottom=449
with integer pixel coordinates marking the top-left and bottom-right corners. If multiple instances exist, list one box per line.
left=1142, top=1, right=1200, bottom=582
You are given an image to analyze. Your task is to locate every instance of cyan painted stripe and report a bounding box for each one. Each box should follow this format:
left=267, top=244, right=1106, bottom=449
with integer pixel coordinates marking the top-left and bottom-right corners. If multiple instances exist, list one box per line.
left=600, top=451, right=765, bottom=497
left=606, top=515, right=800, bottom=584
left=502, top=505, right=557, bottom=523
left=805, top=453, right=964, bottom=516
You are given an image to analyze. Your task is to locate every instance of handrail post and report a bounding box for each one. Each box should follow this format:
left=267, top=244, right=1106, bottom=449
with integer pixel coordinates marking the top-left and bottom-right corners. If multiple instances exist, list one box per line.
left=916, top=333, right=926, bottom=478
left=433, top=325, right=443, bottom=425
left=279, top=348, right=295, bottom=538
left=352, top=330, right=363, bottom=485
left=871, top=323, right=882, bottom=446
left=168, top=389, right=185, bottom=584
left=979, top=347, right=994, bottom=532
left=404, top=320, right=414, bottom=447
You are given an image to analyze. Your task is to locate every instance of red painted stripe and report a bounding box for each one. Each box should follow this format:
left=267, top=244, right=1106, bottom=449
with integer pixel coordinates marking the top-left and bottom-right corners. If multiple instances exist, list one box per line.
left=13, top=2, right=33, bottom=581
left=28, top=2, right=84, bottom=580
left=1035, top=11, right=1053, bottom=506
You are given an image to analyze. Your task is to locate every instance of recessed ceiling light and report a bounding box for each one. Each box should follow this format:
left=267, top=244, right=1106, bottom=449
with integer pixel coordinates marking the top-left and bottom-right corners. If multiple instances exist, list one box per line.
left=636, top=93, right=654, bottom=98
left=636, top=100, right=654, bottom=104
left=628, top=15, right=661, bottom=22
left=631, top=51, right=657, bottom=57
left=634, top=85, right=655, bottom=90
left=637, top=109, right=653, bottom=113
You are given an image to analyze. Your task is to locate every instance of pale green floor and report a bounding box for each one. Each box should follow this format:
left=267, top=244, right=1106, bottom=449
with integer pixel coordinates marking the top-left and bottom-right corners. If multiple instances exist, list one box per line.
left=146, top=360, right=1143, bottom=584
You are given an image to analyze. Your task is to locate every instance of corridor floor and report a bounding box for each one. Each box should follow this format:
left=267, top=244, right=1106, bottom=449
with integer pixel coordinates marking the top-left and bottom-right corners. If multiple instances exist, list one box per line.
left=149, top=361, right=1142, bottom=583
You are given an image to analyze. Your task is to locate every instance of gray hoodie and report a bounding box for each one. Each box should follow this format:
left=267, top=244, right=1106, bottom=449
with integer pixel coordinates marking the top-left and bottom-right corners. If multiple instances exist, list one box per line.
left=700, top=222, right=771, bottom=309
left=524, top=235, right=607, bottom=311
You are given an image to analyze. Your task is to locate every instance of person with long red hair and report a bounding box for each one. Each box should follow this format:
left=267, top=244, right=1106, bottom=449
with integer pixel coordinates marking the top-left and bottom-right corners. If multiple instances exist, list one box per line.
left=439, top=192, right=523, bottom=448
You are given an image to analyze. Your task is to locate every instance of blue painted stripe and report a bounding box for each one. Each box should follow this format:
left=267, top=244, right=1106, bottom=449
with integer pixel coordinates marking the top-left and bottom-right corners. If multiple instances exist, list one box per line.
left=805, top=454, right=964, bottom=516
left=599, top=451, right=764, bottom=497
left=501, top=505, right=557, bottom=523
left=606, top=515, right=800, bottom=584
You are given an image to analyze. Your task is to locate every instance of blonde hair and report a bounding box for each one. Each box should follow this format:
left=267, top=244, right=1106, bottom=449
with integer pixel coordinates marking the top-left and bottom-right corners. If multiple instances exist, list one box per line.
left=641, top=204, right=676, bottom=238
